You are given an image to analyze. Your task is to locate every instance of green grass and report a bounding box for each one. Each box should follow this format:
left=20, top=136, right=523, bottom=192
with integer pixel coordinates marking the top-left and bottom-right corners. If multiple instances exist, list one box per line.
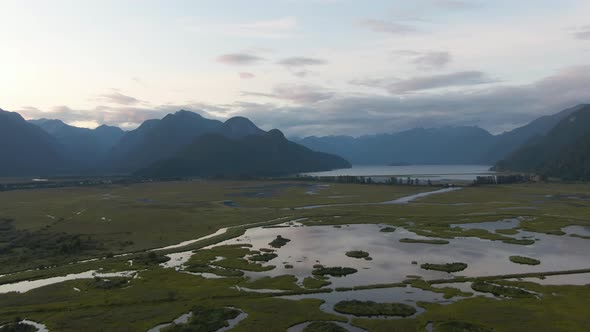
left=303, top=277, right=331, bottom=289
left=333, top=300, right=416, bottom=317
left=2, top=181, right=590, bottom=330
left=471, top=281, right=535, bottom=298
left=303, top=321, right=347, bottom=332
left=509, top=256, right=541, bottom=265
left=433, top=320, right=492, bottom=332
left=241, top=275, right=302, bottom=291
left=249, top=253, right=278, bottom=262
left=163, top=306, right=240, bottom=332
left=379, top=226, right=396, bottom=232
left=421, top=262, right=468, bottom=273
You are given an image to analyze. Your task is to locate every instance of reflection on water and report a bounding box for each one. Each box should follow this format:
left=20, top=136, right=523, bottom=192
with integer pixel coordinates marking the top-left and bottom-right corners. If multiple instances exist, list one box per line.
left=146, top=312, right=193, bottom=332
left=562, top=225, right=590, bottom=237
left=0, top=270, right=136, bottom=294
left=300, top=165, right=495, bottom=181
left=513, top=273, right=590, bottom=286
left=297, top=187, right=462, bottom=210
left=213, top=223, right=590, bottom=288
left=451, top=217, right=522, bottom=232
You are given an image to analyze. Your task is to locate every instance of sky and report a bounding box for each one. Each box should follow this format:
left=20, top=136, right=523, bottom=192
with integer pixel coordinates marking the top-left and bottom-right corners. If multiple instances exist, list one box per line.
left=1, top=0, right=590, bottom=137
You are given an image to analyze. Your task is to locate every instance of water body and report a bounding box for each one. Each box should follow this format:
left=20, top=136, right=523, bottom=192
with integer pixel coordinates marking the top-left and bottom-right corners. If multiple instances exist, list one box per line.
left=213, top=223, right=590, bottom=288
left=288, top=320, right=368, bottom=332
left=562, top=225, right=590, bottom=237
left=301, top=165, right=494, bottom=181
left=451, top=217, right=522, bottom=232
left=297, top=187, right=462, bottom=210
left=0, top=270, right=136, bottom=294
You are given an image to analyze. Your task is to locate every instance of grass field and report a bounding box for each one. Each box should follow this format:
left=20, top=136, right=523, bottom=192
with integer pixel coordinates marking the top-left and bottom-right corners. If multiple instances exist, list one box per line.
left=1, top=180, right=590, bottom=331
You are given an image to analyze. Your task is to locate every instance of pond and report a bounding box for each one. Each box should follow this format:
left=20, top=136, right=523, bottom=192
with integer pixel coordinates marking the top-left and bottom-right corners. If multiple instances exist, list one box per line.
left=207, top=222, right=590, bottom=288
left=300, top=165, right=495, bottom=181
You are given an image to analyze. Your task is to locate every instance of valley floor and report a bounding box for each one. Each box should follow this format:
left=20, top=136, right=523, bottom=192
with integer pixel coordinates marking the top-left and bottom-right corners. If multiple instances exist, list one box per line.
left=0, top=180, right=589, bottom=331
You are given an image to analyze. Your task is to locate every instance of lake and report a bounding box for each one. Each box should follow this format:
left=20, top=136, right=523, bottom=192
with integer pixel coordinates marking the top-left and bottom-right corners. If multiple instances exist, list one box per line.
left=301, top=164, right=495, bottom=181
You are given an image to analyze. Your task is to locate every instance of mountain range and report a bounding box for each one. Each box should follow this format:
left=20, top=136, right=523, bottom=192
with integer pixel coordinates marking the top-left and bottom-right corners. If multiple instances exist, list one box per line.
left=1, top=104, right=589, bottom=179
left=294, top=104, right=584, bottom=166
left=0, top=108, right=349, bottom=177
left=494, top=104, right=590, bottom=180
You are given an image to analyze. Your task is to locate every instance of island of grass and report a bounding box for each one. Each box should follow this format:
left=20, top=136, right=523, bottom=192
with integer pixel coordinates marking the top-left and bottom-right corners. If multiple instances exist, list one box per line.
left=471, top=281, right=535, bottom=298
left=502, top=238, right=535, bottom=245
left=163, top=306, right=240, bottom=332
left=345, top=250, right=370, bottom=259
left=249, top=253, right=278, bottom=262
left=333, top=300, right=416, bottom=317
left=400, top=238, right=449, bottom=245
left=269, top=235, right=291, bottom=248
left=420, top=262, right=468, bottom=273
left=433, top=320, right=492, bottom=332
left=312, top=266, right=358, bottom=277
left=185, top=263, right=244, bottom=277
left=303, top=277, right=332, bottom=289
left=303, top=321, right=347, bottom=332
left=509, top=256, right=540, bottom=265
left=380, top=226, right=396, bottom=233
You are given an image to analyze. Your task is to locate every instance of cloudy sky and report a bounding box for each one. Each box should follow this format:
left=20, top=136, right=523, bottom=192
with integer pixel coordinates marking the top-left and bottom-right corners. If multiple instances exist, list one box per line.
left=1, top=0, right=590, bottom=137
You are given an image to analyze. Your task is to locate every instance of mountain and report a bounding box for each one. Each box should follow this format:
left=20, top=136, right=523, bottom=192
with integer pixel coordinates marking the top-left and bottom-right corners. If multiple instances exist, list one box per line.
left=29, top=119, right=124, bottom=166
left=483, top=104, right=585, bottom=162
left=106, top=110, right=223, bottom=172
left=220, top=116, right=266, bottom=139
left=297, top=105, right=588, bottom=166
left=0, top=109, right=68, bottom=176
left=494, top=104, right=590, bottom=180
left=138, top=129, right=351, bottom=177
left=296, top=126, right=495, bottom=165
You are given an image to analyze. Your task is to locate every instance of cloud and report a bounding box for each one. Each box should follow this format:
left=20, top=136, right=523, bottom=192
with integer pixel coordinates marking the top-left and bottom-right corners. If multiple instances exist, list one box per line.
left=16, top=66, right=590, bottom=138
left=239, top=72, right=255, bottom=79
left=358, top=19, right=419, bottom=34
left=216, top=53, right=264, bottom=65
left=387, top=71, right=497, bottom=94
left=232, top=65, right=590, bottom=137
left=572, top=25, right=590, bottom=40
left=392, top=50, right=452, bottom=70
left=243, top=84, right=334, bottom=104
left=349, top=77, right=399, bottom=88
left=431, top=0, right=481, bottom=10
left=411, top=51, right=452, bottom=70
left=97, top=92, right=141, bottom=105
left=277, top=57, right=327, bottom=67
left=18, top=104, right=222, bottom=130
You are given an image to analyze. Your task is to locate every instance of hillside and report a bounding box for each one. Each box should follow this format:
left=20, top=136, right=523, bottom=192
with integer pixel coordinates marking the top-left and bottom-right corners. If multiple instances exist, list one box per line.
left=297, top=105, right=588, bottom=165
left=138, top=129, right=351, bottom=177
left=494, top=104, right=590, bottom=180
left=0, top=109, right=68, bottom=176
left=29, top=119, right=124, bottom=166
left=297, top=126, right=495, bottom=165
left=106, top=110, right=223, bottom=172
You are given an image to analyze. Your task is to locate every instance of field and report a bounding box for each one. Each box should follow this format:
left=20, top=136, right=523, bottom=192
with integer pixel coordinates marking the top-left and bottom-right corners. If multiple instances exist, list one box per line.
left=1, top=180, right=590, bottom=331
